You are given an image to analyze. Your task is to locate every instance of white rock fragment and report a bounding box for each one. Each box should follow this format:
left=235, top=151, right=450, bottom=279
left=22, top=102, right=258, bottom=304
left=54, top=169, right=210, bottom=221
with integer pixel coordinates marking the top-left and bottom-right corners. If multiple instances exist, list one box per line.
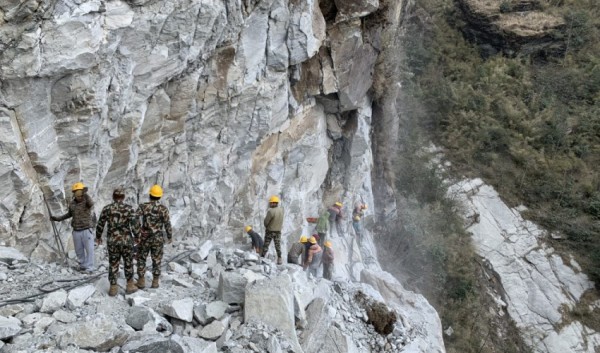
left=40, top=289, right=68, bottom=314
left=163, top=298, right=194, bottom=323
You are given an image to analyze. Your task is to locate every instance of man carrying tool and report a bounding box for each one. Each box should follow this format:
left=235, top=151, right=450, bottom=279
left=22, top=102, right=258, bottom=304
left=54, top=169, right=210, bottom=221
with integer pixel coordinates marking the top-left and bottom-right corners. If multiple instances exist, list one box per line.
left=95, top=188, right=138, bottom=296
left=262, top=195, right=284, bottom=265
left=136, top=185, right=172, bottom=289
left=51, top=182, right=95, bottom=273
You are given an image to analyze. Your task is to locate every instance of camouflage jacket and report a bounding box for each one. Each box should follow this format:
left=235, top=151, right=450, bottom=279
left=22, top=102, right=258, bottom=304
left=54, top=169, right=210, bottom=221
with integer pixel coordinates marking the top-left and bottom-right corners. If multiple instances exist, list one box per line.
left=96, top=201, right=137, bottom=243
left=55, top=194, right=95, bottom=231
left=264, top=206, right=284, bottom=232
left=136, top=201, right=172, bottom=239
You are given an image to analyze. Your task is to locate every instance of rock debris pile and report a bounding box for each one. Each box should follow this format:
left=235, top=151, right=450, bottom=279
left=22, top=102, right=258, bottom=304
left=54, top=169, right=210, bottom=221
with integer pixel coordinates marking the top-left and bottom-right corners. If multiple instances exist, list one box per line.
left=0, top=241, right=415, bottom=353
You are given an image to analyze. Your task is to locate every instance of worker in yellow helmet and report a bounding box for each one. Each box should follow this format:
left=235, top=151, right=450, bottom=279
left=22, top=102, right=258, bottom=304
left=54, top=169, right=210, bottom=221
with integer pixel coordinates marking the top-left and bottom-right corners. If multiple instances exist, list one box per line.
left=51, top=182, right=96, bottom=273
left=245, top=226, right=264, bottom=254
left=287, top=235, right=308, bottom=265
left=352, top=202, right=368, bottom=245
left=262, top=195, right=284, bottom=265
left=135, top=184, right=172, bottom=289
left=328, top=201, right=345, bottom=238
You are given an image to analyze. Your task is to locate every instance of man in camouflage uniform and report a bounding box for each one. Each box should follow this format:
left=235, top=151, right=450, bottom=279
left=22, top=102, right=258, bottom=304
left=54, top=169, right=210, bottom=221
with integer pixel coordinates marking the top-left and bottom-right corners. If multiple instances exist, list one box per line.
left=262, top=195, right=284, bottom=265
left=95, top=188, right=138, bottom=296
left=136, top=184, right=172, bottom=289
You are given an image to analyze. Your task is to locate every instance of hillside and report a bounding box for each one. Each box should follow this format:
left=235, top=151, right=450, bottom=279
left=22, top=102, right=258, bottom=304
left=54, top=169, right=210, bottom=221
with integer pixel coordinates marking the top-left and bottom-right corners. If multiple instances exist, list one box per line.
left=393, top=0, right=600, bottom=350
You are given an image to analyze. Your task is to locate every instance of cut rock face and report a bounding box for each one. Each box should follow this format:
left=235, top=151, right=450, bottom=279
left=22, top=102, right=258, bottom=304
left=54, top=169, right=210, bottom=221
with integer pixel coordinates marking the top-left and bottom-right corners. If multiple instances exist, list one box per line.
left=245, top=274, right=301, bottom=352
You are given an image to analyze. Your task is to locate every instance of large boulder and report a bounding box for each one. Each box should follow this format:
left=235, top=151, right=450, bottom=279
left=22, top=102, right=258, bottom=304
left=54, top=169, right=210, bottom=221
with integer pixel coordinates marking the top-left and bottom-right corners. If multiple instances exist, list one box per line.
left=190, top=241, right=213, bottom=263
left=120, top=335, right=183, bottom=353
left=218, top=272, right=247, bottom=304
left=334, top=0, right=379, bottom=21
left=245, top=274, right=301, bottom=352
left=199, top=321, right=225, bottom=341
left=171, top=335, right=218, bottom=353
left=205, top=301, right=228, bottom=321
left=0, top=247, right=28, bottom=264
left=126, top=306, right=155, bottom=331
left=0, top=315, right=22, bottom=340
left=40, top=289, right=68, bottom=314
left=361, top=269, right=445, bottom=353
left=58, top=314, right=129, bottom=351
left=163, top=298, right=194, bottom=323
left=299, top=298, right=334, bottom=353
left=66, top=284, right=96, bottom=309
left=320, top=326, right=360, bottom=353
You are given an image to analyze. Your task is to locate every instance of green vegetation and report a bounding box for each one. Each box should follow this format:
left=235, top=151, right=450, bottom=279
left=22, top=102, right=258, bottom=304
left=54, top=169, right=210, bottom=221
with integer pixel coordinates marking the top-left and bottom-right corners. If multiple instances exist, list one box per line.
left=374, top=0, right=600, bottom=351
left=376, top=122, right=530, bottom=352
left=403, top=0, right=600, bottom=289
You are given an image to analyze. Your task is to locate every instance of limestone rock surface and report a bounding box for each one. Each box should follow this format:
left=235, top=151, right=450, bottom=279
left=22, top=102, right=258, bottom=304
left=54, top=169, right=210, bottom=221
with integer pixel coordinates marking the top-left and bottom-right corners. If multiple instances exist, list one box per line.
left=451, top=179, right=600, bottom=353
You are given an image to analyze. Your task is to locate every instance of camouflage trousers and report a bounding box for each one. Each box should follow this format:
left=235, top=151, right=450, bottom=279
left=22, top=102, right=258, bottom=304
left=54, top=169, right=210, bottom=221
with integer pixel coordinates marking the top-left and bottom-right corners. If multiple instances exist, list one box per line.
left=262, top=231, right=282, bottom=258
left=107, top=240, right=134, bottom=285
left=137, top=234, right=164, bottom=278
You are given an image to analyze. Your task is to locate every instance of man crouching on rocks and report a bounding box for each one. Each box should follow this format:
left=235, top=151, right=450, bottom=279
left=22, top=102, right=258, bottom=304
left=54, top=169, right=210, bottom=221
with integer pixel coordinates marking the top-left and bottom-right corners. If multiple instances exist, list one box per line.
left=95, top=188, right=138, bottom=296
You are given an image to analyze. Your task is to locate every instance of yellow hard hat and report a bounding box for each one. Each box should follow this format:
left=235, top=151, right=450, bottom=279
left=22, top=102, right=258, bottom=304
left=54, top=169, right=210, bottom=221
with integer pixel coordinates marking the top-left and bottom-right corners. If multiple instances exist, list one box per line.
left=245, top=226, right=252, bottom=232
left=72, top=182, right=85, bottom=191
left=324, top=241, right=332, bottom=248
left=354, top=215, right=361, bottom=221
left=149, top=184, right=163, bottom=197
left=300, top=236, right=308, bottom=243
left=269, top=195, right=280, bottom=203
left=362, top=204, right=368, bottom=209
left=334, top=201, right=342, bottom=207
left=309, top=236, right=317, bottom=244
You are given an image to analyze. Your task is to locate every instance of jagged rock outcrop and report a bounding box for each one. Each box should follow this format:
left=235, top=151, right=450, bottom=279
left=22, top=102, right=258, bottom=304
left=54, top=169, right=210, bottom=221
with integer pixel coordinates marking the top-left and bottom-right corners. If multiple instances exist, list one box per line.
left=451, top=178, right=600, bottom=353
left=456, top=0, right=565, bottom=56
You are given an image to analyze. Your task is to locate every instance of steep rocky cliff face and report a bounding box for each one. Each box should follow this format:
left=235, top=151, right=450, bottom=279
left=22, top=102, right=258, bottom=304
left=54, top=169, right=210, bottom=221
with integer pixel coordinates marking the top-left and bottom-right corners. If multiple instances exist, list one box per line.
left=0, top=0, right=446, bottom=351
left=451, top=179, right=600, bottom=353
left=0, top=0, right=374, bottom=257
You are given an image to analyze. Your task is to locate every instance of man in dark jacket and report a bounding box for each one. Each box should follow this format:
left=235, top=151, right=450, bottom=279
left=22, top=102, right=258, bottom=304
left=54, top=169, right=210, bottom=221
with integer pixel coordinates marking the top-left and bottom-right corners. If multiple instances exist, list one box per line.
left=288, top=236, right=308, bottom=265
left=245, top=226, right=264, bottom=254
left=51, top=182, right=95, bottom=273
left=262, top=195, right=284, bottom=265
left=95, top=188, right=138, bottom=296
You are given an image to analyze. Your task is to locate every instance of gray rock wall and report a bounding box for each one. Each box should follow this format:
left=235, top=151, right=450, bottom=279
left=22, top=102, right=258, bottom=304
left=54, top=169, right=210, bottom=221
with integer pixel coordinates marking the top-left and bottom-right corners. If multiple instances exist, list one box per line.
left=0, top=0, right=378, bottom=258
